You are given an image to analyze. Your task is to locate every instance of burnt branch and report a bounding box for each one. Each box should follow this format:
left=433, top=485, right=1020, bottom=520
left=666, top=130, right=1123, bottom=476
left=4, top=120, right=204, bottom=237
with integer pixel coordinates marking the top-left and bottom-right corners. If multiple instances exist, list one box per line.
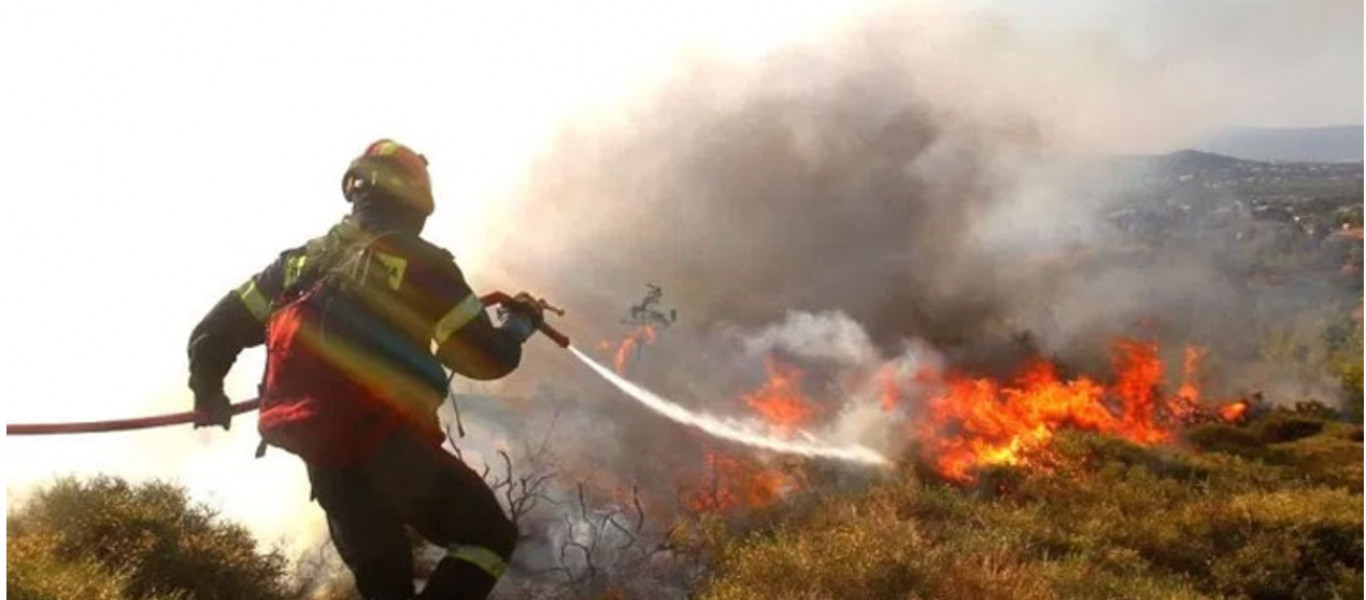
left=482, top=448, right=559, bottom=528
left=444, top=422, right=464, bottom=462
left=605, top=512, right=636, bottom=551
left=559, top=515, right=598, bottom=583
left=632, top=484, right=646, bottom=533
left=528, top=406, right=562, bottom=459
left=577, top=482, right=590, bottom=520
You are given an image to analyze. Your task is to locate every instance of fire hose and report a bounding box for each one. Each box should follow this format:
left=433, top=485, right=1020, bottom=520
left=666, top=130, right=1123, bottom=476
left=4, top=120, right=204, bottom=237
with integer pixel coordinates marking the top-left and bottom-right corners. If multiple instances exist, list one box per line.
left=8, top=291, right=888, bottom=466
left=6, top=292, right=569, bottom=436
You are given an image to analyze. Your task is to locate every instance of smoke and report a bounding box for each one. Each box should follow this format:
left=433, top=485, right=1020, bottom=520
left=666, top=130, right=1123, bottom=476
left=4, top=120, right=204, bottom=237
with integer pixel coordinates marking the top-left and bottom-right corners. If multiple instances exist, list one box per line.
left=492, top=15, right=1091, bottom=397
left=483, top=5, right=1356, bottom=388
left=510, top=52, right=1014, bottom=353
left=5, top=3, right=1354, bottom=597
left=742, top=310, right=878, bottom=366
left=428, top=4, right=1360, bottom=593
left=465, top=25, right=1031, bottom=579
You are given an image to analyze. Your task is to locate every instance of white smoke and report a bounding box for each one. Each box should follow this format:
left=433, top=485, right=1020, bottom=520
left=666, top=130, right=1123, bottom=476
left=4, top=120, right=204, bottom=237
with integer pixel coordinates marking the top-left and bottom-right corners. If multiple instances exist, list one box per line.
left=741, top=310, right=880, bottom=366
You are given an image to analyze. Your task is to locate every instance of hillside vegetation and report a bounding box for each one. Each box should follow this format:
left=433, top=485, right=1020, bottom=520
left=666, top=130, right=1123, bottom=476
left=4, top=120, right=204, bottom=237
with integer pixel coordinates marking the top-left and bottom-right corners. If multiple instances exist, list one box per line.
left=8, top=476, right=305, bottom=600
left=684, top=404, right=1363, bottom=600
left=8, top=403, right=1362, bottom=600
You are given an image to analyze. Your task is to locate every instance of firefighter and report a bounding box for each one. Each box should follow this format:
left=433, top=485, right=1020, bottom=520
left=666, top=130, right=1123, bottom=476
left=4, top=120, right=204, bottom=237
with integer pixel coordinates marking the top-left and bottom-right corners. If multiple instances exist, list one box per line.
left=186, top=139, right=541, bottom=600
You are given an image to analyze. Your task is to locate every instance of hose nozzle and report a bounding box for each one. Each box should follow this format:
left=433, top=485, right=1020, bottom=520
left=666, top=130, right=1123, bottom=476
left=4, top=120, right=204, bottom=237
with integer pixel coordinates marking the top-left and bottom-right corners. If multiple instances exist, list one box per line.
left=480, top=291, right=571, bottom=348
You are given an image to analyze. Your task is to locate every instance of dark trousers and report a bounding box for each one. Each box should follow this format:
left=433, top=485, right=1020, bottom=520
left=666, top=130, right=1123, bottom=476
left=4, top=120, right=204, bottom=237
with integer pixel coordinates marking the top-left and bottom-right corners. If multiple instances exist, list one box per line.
left=308, top=431, right=518, bottom=600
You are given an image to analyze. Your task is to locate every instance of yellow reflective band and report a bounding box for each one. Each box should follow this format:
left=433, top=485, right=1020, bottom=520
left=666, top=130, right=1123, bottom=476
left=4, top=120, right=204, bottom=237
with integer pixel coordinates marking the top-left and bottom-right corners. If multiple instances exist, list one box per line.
left=284, top=255, right=308, bottom=289
left=433, top=294, right=484, bottom=346
left=447, top=545, right=506, bottom=579
left=373, top=251, right=407, bottom=290
left=235, top=279, right=271, bottom=322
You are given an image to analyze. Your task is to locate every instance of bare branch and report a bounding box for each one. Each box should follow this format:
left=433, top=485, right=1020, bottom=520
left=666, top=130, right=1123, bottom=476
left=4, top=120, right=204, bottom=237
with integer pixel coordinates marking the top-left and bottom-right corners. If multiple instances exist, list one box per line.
left=536, top=407, right=562, bottom=457
left=444, top=423, right=464, bottom=462
left=558, top=514, right=597, bottom=584
left=605, top=512, right=636, bottom=551
left=632, top=485, right=646, bottom=533
left=567, top=540, right=595, bottom=581
left=498, top=449, right=514, bottom=484
left=577, top=482, right=589, bottom=521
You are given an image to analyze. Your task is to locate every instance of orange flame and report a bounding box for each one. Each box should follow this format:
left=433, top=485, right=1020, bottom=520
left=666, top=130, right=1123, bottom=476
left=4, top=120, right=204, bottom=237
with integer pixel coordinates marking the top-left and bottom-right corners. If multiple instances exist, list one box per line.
left=681, top=357, right=820, bottom=513
left=1172, top=346, right=1205, bottom=419
left=744, top=358, right=818, bottom=431
left=876, top=365, right=902, bottom=411
left=1217, top=399, right=1250, bottom=423
left=918, top=339, right=1200, bottom=483
left=682, top=451, right=798, bottom=512
left=608, top=324, right=657, bottom=374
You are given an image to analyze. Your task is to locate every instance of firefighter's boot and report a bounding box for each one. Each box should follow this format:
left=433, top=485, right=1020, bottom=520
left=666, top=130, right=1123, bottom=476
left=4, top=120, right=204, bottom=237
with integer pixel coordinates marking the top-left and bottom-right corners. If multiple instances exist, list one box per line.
left=416, top=553, right=504, bottom=600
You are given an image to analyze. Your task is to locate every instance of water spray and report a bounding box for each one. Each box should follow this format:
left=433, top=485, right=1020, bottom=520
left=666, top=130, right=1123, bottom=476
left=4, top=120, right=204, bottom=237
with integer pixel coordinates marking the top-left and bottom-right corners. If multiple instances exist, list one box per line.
left=501, top=293, right=888, bottom=467
left=568, top=346, right=890, bottom=466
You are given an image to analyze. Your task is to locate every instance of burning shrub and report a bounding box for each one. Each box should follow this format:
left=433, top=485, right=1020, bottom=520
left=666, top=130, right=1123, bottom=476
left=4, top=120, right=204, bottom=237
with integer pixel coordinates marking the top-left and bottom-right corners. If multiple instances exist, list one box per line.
left=693, top=408, right=1362, bottom=600
left=911, top=338, right=1256, bottom=484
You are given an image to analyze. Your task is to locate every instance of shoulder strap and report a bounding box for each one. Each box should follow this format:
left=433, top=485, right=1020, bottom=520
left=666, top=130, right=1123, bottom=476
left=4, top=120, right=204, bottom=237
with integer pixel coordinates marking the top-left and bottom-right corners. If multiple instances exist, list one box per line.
left=287, top=220, right=421, bottom=305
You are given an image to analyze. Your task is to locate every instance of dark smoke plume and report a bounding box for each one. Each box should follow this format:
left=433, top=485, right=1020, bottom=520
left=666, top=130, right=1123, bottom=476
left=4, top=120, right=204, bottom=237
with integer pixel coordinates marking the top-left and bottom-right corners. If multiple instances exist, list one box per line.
left=505, top=48, right=1043, bottom=365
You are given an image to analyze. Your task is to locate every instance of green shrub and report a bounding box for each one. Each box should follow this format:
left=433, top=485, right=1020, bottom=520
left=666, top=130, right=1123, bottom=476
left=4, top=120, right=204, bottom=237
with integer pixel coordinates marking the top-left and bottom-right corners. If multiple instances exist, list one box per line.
left=1254, top=413, right=1327, bottom=444
left=1324, top=317, right=1363, bottom=422
left=1186, top=422, right=1267, bottom=458
left=7, top=532, right=165, bottom=600
left=1205, top=488, right=1363, bottom=599
left=9, top=475, right=300, bottom=600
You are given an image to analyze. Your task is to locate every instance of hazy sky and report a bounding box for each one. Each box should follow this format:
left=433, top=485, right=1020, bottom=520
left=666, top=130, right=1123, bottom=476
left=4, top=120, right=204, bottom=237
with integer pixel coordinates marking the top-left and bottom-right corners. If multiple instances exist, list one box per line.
left=3, top=0, right=1360, bottom=548
left=982, top=0, right=1362, bottom=131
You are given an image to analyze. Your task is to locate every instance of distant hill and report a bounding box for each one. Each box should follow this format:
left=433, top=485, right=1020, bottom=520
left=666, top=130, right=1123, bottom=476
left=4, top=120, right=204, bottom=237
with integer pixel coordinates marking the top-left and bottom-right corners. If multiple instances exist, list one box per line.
left=1148, top=148, right=1248, bottom=173
left=1125, top=149, right=1362, bottom=193
left=1190, top=125, right=1363, bottom=163
left=1094, top=148, right=1361, bottom=182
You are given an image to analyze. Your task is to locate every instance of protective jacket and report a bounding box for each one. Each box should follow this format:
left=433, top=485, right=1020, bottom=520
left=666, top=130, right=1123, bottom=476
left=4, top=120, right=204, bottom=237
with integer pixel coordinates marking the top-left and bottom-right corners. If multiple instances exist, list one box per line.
left=187, top=216, right=522, bottom=466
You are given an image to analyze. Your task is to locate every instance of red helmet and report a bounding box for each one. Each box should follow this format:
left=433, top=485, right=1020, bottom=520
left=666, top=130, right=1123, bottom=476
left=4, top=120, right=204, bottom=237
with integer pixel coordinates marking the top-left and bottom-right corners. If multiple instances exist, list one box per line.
left=342, top=139, right=435, bottom=216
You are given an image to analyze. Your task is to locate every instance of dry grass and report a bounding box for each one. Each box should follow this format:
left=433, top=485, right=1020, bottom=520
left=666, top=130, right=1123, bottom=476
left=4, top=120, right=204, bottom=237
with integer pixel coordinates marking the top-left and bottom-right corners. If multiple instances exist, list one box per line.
left=689, top=405, right=1362, bottom=600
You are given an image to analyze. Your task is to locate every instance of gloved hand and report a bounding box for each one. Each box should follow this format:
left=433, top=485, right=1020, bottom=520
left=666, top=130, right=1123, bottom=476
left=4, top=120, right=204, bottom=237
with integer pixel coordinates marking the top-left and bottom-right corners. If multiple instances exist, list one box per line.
left=193, top=387, right=233, bottom=431
left=505, top=292, right=546, bottom=327
left=499, top=292, right=545, bottom=344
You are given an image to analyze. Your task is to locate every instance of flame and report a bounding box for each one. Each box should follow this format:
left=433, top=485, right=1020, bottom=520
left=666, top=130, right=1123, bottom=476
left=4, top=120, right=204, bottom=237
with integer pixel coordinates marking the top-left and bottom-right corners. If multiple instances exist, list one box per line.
left=682, top=357, right=820, bottom=513
left=606, top=324, right=657, bottom=374
left=1172, top=346, right=1205, bottom=419
left=876, top=365, right=902, bottom=411
left=1218, top=399, right=1250, bottom=423
left=918, top=339, right=1200, bottom=483
left=878, top=364, right=941, bottom=412
left=682, top=450, right=798, bottom=512
left=744, top=357, right=818, bottom=431
left=1109, top=339, right=1169, bottom=443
